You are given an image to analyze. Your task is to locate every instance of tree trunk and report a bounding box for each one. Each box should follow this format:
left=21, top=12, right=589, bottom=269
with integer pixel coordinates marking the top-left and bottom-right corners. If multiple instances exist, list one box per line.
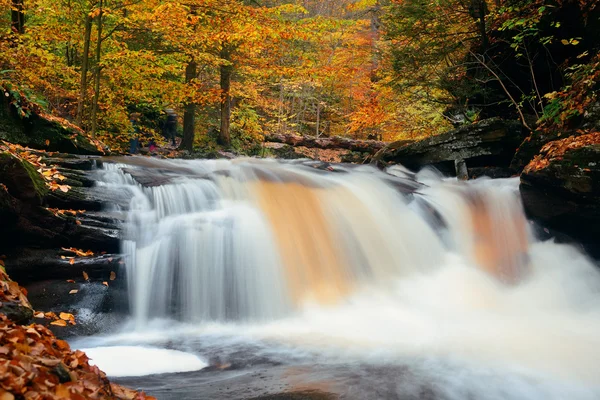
left=181, top=60, right=197, bottom=152
left=219, top=48, right=233, bottom=147
left=90, top=0, right=103, bottom=138
left=11, top=0, right=25, bottom=34
left=76, top=11, right=93, bottom=127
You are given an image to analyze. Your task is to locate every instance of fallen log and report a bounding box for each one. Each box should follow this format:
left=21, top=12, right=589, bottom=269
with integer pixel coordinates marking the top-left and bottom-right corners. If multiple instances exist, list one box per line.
left=264, top=133, right=387, bottom=154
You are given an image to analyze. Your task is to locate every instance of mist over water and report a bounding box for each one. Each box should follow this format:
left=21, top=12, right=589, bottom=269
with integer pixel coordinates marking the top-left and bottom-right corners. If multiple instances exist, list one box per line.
left=81, top=158, right=600, bottom=398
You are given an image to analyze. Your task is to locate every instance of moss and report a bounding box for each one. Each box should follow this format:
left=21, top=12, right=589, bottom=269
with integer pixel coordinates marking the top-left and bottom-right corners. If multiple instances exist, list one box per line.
left=0, top=94, right=102, bottom=155
left=19, top=158, right=48, bottom=201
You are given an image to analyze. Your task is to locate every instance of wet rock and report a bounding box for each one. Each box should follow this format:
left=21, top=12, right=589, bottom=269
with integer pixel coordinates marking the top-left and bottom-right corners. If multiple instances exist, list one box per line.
left=468, top=167, right=515, bottom=179
left=6, top=249, right=123, bottom=283
left=520, top=133, right=600, bottom=256
left=375, top=118, right=526, bottom=173
left=0, top=301, right=33, bottom=325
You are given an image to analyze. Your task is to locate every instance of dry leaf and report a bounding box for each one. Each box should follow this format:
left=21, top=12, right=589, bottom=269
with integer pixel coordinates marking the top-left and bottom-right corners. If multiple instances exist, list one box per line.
left=50, top=319, right=67, bottom=327
left=102, top=282, right=109, bottom=287
left=76, top=220, right=82, bottom=225
left=34, top=312, right=45, bottom=318
left=110, top=271, right=116, bottom=281
left=66, top=279, right=75, bottom=283
left=59, top=312, right=74, bottom=321
left=69, top=258, right=75, bottom=265
left=69, top=290, right=78, bottom=295
left=45, top=139, right=50, bottom=146
left=82, top=271, right=89, bottom=281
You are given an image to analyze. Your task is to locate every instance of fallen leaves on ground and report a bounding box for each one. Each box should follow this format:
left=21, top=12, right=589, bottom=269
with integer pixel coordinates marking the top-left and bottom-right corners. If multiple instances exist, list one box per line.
left=0, top=142, right=71, bottom=193
left=0, top=267, right=31, bottom=311
left=524, top=131, right=600, bottom=173
left=0, top=314, right=155, bottom=399
left=46, top=208, right=86, bottom=218
left=62, top=248, right=94, bottom=257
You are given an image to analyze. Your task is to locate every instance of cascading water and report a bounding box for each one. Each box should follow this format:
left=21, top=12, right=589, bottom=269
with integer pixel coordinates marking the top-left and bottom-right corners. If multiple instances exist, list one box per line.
left=83, top=158, right=600, bottom=399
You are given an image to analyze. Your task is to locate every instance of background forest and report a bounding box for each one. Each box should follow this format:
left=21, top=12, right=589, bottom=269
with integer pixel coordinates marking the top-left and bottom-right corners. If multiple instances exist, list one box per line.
left=1, top=0, right=598, bottom=154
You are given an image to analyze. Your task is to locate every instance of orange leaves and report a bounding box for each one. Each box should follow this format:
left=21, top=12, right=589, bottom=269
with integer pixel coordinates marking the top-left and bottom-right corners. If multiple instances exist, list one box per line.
left=62, top=248, right=94, bottom=257
left=0, top=314, right=155, bottom=399
left=0, top=142, right=70, bottom=193
left=524, top=131, right=600, bottom=173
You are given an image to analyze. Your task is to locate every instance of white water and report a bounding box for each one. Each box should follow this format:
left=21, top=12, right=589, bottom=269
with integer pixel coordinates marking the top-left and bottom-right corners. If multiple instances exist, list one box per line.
left=81, top=346, right=207, bottom=377
left=82, top=158, right=600, bottom=398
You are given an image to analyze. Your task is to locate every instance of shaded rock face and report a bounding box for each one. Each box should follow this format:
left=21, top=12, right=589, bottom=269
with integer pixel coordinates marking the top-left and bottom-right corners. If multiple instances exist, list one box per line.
left=520, top=136, right=600, bottom=257
left=0, top=151, right=127, bottom=337
left=512, top=102, right=600, bottom=171
left=375, top=118, right=526, bottom=174
left=0, top=91, right=104, bottom=155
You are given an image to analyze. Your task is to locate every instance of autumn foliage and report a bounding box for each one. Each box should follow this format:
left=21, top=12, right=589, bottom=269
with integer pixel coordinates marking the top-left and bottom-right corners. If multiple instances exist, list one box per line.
left=0, top=314, right=154, bottom=400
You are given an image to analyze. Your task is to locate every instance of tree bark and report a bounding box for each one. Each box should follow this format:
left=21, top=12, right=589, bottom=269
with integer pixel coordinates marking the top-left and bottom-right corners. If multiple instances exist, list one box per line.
left=264, top=133, right=387, bottom=154
left=76, top=11, right=94, bottom=127
left=219, top=48, right=233, bottom=147
left=181, top=60, right=197, bottom=152
left=90, top=0, right=103, bottom=138
left=11, top=0, right=25, bottom=34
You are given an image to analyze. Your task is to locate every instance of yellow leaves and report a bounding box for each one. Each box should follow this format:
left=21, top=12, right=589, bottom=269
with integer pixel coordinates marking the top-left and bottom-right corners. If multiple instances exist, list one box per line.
left=68, top=290, right=78, bottom=295
left=109, top=271, right=116, bottom=281
left=50, top=319, right=67, bottom=327
left=102, top=282, right=109, bottom=287
left=82, top=271, right=89, bottom=281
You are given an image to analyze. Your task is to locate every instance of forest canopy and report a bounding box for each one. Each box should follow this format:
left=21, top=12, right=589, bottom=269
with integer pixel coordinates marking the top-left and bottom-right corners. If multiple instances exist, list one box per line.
left=1, top=0, right=598, bottom=154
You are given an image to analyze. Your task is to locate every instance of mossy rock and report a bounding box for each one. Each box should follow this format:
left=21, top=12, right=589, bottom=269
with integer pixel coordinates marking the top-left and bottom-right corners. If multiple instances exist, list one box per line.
left=0, top=93, right=103, bottom=155
left=0, top=152, right=47, bottom=203
left=0, top=301, right=33, bottom=325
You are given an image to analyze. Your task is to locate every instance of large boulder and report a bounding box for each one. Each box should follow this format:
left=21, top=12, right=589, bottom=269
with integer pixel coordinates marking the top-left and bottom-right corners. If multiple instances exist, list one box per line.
left=520, top=132, right=600, bottom=255
left=374, top=118, right=526, bottom=174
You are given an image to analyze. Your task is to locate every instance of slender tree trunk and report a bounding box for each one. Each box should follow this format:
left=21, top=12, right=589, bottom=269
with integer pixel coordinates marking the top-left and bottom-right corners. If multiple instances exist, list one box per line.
left=315, top=101, right=321, bottom=137
left=219, top=48, right=233, bottom=147
left=90, top=0, right=103, bottom=138
left=369, top=1, right=381, bottom=81
left=181, top=60, right=197, bottom=152
left=11, top=0, right=25, bottom=34
left=76, top=11, right=94, bottom=127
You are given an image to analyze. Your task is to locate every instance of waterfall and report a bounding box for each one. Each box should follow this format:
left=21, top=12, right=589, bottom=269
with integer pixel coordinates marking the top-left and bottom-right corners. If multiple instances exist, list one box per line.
left=85, top=157, right=600, bottom=392
left=97, top=159, right=537, bottom=326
